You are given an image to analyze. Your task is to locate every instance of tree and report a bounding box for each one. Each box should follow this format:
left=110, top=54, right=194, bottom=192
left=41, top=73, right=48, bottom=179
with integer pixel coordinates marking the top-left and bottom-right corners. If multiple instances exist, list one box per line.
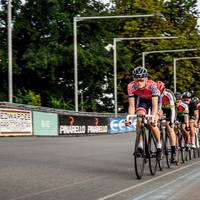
left=112, top=0, right=200, bottom=111
left=2, top=0, right=117, bottom=111
left=1, top=0, right=200, bottom=112
left=0, top=0, right=22, bottom=101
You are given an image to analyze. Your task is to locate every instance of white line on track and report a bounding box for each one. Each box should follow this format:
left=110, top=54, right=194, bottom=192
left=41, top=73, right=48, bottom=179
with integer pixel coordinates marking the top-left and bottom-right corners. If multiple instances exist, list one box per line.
left=96, top=160, right=200, bottom=200
left=129, top=168, right=200, bottom=200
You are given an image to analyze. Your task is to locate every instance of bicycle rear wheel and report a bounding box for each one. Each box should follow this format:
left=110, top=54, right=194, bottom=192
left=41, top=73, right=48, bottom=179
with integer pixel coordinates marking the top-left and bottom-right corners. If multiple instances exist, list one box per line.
left=191, top=147, right=196, bottom=159
left=134, top=129, right=146, bottom=179
left=148, top=130, right=158, bottom=176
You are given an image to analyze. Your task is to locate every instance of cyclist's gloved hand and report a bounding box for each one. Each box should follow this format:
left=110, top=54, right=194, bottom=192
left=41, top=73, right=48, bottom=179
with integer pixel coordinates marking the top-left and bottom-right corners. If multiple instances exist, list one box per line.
left=125, top=120, right=132, bottom=127
left=175, top=120, right=179, bottom=125
left=150, top=115, right=157, bottom=127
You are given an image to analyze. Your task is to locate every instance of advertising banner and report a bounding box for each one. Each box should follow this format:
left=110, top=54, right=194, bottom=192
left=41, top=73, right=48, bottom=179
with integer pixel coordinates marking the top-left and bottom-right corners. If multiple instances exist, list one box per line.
left=0, top=108, right=32, bottom=136
left=33, top=111, right=58, bottom=136
left=109, top=117, right=136, bottom=134
left=59, top=115, right=108, bottom=135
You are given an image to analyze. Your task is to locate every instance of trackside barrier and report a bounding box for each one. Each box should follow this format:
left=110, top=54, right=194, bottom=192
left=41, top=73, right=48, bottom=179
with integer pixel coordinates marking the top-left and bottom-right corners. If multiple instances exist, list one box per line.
left=1, top=102, right=126, bottom=136
left=108, top=117, right=136, bottom=134
left=59, top=114, right=108, bottom=136
left=33, top=111, right=58, bottom=136
left=0, top=108, right=32, bottom=136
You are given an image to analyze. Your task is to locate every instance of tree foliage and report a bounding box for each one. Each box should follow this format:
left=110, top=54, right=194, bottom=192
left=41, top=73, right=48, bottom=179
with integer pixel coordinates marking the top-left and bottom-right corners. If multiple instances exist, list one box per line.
left=0, top=0, right=200, bottom=112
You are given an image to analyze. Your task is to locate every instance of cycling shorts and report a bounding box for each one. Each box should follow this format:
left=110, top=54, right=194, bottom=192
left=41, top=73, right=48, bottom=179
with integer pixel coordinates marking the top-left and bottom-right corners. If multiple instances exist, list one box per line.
left=176, top=116, right=186, bottom=124
left=162, top=109, right=174, bottom=123
left=136, top=96, right=162, bottom=114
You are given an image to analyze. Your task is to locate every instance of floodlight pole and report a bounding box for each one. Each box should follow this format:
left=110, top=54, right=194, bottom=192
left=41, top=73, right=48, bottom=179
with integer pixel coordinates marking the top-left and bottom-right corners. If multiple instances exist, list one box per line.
left=8, top=0, right=13, bottom=103
left=113, top=36, right=182, bottom=117
left=142, top=48, right=200, bottom=68
left=73, top=13, right=163, bottom=112
left=173, top=57, right=200, bottom=93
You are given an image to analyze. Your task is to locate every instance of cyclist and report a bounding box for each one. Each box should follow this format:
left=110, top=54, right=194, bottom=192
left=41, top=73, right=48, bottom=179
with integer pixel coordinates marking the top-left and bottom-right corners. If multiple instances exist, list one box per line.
left=196, top=97, right=200, bottom=126
left=196, top=98, right=200, bottom=146
left=126, top=66, right=162, bottom=157
left=174, top=92, right=182, bottom=107
left=176, top=92, right=190, bottom=148
left=188, top=96, right=199, bottom=148
left=157, top=81, right=177, bottom=163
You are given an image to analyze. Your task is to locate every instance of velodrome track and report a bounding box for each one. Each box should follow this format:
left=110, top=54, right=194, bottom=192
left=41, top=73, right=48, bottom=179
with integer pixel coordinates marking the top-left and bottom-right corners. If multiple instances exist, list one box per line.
left=1, top=133, right=200, bottom=200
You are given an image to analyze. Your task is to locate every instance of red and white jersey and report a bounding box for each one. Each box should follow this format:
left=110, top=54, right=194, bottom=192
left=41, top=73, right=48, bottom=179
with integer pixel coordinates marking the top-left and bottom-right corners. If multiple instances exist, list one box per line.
left=127, top=80, right=160, bottom=100
left=197, top=102, right=200, bottom=112
left=177, top=102, right=189, bottom=113
left=162, top=89, right=175, bottom=108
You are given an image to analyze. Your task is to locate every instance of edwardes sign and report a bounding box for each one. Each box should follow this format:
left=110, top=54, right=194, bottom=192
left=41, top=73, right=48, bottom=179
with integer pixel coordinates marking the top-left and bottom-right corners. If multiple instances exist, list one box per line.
left=0, top=109, right=32, bottom=136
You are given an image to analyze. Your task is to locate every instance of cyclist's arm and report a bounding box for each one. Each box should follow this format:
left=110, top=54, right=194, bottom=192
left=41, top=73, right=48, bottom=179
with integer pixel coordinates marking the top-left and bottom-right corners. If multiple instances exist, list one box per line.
left=128, top=97, right=135, bottom=114
left=194, top=109, right=199, bottom=125
left=152, top=96, right=158, bottom=116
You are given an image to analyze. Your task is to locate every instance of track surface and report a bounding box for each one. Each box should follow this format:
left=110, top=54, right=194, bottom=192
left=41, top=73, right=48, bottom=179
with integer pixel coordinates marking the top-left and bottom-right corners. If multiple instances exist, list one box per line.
left=0, top=133, right=200, bottom=200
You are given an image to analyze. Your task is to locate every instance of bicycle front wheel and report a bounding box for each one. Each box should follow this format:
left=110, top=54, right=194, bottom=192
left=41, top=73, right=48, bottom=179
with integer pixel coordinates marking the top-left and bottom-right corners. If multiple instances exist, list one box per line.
left=148, top=130, right=158, bottom=176
left=134, top=129, right=146, bottom=179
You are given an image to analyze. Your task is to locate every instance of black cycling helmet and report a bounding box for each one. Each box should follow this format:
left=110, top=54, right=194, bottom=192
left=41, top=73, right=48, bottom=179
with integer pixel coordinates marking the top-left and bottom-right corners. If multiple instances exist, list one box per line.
left=174, top=92, right=182, bottom=100
left=191, top=97, right=199, bottom=103
left=132, top=66, right=148, bottom=79
left=182, top=91, right=192, bottom=99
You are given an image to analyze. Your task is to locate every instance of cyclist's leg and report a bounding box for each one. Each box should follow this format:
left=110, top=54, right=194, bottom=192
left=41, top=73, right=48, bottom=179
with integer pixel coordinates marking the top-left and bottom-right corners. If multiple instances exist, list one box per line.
left=189, top=118, right=196, bottom=148
left=167, top=123, right=177, bottom=162
left=181, top=123, right=190, bottom=147
left=165, top=109, right=176, bottom=162
left=148, top=96, right=162, bottom=150
left=149, top=116, right=161, bottom=147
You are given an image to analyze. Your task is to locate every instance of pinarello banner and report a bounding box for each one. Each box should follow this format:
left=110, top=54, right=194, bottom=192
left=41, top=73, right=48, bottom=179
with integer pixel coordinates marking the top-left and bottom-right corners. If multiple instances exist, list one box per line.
left=58, top=115, right=108, bottom=135
left=0, top=108, right=32, bottom=136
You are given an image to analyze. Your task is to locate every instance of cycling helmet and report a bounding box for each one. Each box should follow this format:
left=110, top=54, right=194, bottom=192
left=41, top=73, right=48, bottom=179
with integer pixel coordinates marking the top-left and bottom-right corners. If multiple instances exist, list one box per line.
left=191, top=97, right=199, bottom=104
left=156, top=81, right=165, bottom=94
left=132, top=66, right=148, bottom=79
left=182, top=91, right=192, bottom=100
left=174, top=92, right=182, bottom=100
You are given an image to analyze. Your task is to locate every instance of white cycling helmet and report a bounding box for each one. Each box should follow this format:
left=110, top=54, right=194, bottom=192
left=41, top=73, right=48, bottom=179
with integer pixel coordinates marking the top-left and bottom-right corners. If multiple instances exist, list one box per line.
left=132, top=66, right=148, bottom=79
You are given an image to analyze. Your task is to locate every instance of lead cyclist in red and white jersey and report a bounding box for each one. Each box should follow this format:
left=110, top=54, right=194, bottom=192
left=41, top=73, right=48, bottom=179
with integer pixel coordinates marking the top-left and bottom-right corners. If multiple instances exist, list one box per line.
left=126, top=66, right=162, bottom=157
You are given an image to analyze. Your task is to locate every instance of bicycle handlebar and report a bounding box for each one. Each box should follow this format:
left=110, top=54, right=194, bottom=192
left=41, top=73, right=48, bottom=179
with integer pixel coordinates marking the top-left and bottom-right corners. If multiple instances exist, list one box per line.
left=126, top=114, right=155, bottom=122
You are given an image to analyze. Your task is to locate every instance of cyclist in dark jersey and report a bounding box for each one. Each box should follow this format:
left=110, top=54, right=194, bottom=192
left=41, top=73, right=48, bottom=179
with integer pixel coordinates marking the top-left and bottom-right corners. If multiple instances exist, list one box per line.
left=196, top=98, right=200, bottom=125
left=188, top=96, right=199, bottom=148
left=196, top=98, right=200, bottom=147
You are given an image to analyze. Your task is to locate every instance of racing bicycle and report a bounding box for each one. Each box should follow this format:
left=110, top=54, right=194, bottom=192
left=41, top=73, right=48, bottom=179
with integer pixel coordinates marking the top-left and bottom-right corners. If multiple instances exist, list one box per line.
left=127, top=114, right=160, bottom=179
